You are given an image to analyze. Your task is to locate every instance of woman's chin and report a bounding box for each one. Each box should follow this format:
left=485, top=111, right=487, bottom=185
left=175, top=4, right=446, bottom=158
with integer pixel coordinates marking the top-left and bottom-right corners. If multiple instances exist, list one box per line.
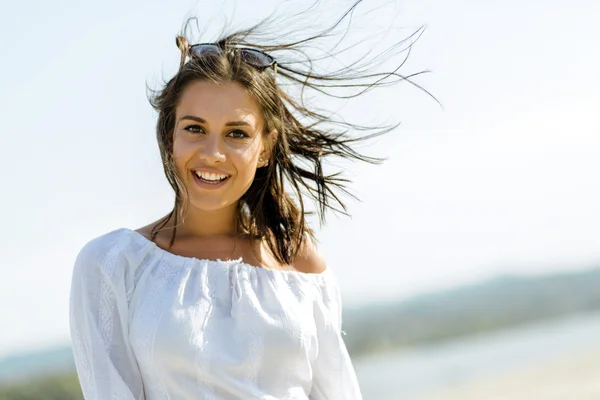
left=187, top=197, right=237, bottom=213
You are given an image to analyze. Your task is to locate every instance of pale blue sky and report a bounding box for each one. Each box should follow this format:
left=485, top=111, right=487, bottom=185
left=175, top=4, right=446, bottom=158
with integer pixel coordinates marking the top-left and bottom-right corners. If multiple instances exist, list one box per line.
left=1, top=0, right=599, bottom=356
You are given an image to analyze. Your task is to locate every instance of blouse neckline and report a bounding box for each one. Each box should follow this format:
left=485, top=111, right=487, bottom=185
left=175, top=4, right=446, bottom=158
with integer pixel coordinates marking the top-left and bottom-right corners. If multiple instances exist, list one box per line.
left=119, top=227, right=332, bottom=281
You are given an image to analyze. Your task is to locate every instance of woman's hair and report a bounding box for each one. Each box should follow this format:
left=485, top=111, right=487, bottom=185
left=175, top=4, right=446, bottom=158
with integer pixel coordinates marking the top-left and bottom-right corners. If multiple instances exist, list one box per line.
left=147, top=0, right=436, bottom=265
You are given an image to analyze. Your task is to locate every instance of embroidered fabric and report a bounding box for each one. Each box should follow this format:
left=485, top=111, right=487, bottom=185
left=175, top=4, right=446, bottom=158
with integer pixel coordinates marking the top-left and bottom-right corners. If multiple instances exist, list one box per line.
left=69, top=228, right=362, bottom=400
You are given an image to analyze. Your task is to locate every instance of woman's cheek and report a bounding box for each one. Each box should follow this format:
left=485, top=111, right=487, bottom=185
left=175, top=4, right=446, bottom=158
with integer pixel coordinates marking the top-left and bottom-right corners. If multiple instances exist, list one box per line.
left=173, top=140, right=198, bottom=167
left=231, top=147, right=259, bottom=170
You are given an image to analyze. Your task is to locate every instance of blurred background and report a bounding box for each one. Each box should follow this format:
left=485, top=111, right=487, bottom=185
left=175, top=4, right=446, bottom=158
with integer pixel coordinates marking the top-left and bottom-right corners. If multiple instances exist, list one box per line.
left=1, top=0, right=599, bottom=399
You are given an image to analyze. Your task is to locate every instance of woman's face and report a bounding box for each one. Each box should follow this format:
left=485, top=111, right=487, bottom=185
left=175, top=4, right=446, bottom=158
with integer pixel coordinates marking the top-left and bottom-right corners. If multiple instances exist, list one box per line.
left=172, top=80, right=273, bottom=212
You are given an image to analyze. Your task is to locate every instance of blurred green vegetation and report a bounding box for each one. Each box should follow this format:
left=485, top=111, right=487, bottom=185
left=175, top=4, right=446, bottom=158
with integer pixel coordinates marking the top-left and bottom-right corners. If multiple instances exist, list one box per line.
left=343, top=266, right=600, bottom=355
left=0, top=372, right=81, bottom=400
left=2, top=266, right=599, bottom=398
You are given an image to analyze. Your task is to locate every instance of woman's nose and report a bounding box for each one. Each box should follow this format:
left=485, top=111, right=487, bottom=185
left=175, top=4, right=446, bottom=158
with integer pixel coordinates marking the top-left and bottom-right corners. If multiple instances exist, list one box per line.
left=199, top=134, right=226, bottom=163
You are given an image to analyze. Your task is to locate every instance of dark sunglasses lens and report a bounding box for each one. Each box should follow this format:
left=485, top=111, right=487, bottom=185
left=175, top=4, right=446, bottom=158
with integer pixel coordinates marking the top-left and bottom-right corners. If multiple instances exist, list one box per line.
left=240, top=49, right=274, bottom=67
left=190, top=44, right=221, bottom=57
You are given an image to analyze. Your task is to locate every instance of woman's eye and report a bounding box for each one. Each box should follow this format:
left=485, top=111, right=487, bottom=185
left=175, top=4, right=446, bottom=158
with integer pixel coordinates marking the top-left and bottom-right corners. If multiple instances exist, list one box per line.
left=228, top=130, right=249, bottom=139
left=184, top=125, right=204, bottom=134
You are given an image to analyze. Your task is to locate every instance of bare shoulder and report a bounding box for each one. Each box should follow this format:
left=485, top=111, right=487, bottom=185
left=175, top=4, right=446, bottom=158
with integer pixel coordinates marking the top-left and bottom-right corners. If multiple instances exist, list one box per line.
left=134, top=218, right=173, bottom=244
left=293, top=236, right=327, bottom=274
left=134, top=220, right=164, bottom=239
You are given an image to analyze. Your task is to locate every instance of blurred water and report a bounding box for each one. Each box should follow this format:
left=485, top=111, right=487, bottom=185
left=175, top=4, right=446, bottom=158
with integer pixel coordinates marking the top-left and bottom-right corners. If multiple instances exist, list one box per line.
left=354, top=310, right=600, bottom=400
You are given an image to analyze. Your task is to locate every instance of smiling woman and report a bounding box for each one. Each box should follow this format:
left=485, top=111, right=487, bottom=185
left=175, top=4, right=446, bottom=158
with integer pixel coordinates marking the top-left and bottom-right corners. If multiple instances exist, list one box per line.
left=172, top=81, right=275, bottom=214
left=68, top=1, right=430, bottom=399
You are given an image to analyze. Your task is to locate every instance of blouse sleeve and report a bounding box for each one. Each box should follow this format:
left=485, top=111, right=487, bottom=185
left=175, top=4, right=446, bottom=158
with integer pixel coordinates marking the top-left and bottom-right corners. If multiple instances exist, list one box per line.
left=69, top=239, right=145, bottom=400
left=310, top=270, right=363, bottom=400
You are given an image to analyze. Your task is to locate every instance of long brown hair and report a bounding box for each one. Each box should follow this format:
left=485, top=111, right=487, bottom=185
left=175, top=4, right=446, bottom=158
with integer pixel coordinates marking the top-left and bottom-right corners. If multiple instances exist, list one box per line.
left=147, top=1, right=437, bottom=266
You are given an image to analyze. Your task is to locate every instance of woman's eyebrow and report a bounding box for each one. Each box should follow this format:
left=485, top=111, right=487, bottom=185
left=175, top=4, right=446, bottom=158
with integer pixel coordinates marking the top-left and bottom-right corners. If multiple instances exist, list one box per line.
left=225, top=120, right=251, bottom=127
left=180, top=115, right=206, bottom=123
left=179, top=115, right=252, bottom=127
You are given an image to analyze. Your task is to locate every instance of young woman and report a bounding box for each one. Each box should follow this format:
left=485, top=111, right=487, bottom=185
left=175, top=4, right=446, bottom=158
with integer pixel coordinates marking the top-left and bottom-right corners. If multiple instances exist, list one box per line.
left=69, top=4, right=429, bottom=399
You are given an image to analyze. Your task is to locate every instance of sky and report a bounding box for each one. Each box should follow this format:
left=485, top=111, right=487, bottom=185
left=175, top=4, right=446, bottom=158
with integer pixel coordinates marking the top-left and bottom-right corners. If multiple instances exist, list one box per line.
left=1, top=0, right=599, bottom=357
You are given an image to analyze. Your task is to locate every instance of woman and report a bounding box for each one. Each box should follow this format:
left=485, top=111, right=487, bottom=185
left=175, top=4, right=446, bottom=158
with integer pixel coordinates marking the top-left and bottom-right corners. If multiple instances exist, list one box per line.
left=69, top=3, right=428, bottom=399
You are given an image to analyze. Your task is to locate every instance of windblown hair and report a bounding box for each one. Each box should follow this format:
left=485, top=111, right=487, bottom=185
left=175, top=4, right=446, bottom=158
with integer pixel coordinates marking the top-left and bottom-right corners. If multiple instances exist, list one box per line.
left=147, top=0, right=435, bottom=266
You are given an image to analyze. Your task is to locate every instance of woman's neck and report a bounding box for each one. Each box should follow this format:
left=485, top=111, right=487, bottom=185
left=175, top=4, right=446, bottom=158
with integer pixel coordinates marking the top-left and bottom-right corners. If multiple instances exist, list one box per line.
left=170, top=202, right=240, bottom=238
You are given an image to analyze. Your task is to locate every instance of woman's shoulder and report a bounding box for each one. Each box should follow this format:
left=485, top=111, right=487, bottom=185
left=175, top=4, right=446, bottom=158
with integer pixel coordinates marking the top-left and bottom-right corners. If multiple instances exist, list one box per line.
left=74, top=227, right=152, bottom=279
left=292, top=236, right=327, bottom=275
left=75, top=228, right=122, bottom=261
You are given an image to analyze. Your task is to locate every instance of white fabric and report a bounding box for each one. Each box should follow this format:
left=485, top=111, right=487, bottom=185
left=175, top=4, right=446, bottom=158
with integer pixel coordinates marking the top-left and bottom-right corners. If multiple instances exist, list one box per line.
left=69, top=228, right=362, bottom=400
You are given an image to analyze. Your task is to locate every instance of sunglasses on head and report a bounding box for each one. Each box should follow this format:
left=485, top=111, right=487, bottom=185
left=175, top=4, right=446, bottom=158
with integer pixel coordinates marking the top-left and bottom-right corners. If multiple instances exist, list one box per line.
left=176, top=36, right=278, bottom=80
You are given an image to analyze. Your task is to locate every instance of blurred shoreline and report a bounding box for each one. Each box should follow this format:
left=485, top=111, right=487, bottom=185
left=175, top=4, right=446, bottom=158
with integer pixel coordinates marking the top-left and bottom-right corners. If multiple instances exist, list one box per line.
left=355, top=310, right=600, bottom=399
left=421, top=348, right=600, bottom=400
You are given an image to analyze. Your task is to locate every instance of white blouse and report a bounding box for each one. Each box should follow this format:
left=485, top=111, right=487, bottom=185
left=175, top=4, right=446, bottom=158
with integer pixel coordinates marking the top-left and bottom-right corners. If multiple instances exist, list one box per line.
left=69, top=228, right=362, bottom=400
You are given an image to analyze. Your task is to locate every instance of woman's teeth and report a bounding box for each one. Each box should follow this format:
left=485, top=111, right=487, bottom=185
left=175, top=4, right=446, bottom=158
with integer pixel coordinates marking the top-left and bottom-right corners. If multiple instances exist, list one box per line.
left=195, top=171, right=228, bottom=182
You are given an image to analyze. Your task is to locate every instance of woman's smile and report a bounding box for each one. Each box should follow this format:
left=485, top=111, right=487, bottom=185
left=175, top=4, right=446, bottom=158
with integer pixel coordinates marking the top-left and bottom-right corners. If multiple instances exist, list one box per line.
left=191, top=169, right=231, bottom=189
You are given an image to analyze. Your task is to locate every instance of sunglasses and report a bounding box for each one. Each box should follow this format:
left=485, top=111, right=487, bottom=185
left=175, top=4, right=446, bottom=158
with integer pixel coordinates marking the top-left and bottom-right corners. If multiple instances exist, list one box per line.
left=190, top=43, right=276, bottom=69
left=177, top=37, right=278, bottom=81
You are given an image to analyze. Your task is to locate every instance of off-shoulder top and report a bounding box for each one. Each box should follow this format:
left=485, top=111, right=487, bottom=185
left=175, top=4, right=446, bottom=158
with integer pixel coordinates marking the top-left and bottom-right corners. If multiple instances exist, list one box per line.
left=68, top=227, right=362, bottom=400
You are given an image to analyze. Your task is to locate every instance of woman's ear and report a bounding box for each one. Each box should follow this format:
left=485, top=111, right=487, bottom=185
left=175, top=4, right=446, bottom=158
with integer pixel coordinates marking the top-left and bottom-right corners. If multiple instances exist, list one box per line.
left=258, top=129, right=278, bottom=168
left=266, top=129, right=278, bottom=150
